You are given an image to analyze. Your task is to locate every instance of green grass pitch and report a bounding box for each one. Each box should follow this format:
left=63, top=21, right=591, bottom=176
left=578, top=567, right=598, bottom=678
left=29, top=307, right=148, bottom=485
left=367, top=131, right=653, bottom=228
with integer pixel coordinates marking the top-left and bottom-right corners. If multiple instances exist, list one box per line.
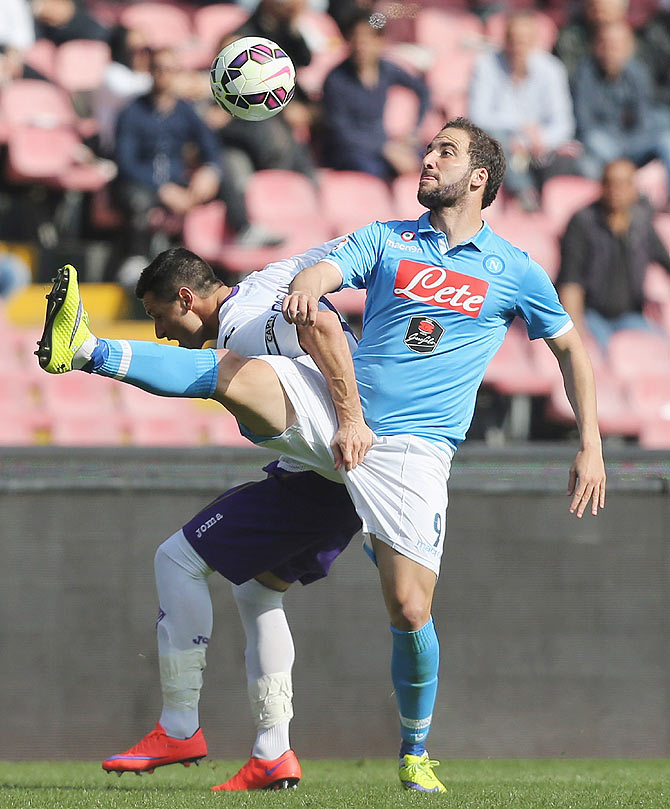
left=1, top=759, right=669, bottom=809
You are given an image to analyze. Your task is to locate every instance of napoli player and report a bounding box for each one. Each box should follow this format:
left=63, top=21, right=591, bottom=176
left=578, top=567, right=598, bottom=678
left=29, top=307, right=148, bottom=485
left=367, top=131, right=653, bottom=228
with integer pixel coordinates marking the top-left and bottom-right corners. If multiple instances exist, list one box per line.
left=37, top=118, right=606, bottom=793
left=37, top=241, right=362, bottom=791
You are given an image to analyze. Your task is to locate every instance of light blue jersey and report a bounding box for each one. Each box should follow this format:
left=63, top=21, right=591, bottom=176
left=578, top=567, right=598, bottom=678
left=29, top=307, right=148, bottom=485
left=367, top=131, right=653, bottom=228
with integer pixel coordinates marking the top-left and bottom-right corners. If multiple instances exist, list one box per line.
left=323, top=213, right=573, bottom=448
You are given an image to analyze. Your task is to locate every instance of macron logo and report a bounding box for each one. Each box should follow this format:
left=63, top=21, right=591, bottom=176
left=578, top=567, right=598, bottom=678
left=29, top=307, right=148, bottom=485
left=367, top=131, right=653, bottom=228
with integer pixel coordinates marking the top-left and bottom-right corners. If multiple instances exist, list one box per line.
left=393, top=260, right=489, bottom=317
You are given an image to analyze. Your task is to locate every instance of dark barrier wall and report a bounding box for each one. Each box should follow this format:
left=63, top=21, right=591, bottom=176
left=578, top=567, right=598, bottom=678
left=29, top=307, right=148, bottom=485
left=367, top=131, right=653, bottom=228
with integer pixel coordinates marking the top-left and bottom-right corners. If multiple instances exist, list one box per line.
left=1, top=447, right=669, bottom=760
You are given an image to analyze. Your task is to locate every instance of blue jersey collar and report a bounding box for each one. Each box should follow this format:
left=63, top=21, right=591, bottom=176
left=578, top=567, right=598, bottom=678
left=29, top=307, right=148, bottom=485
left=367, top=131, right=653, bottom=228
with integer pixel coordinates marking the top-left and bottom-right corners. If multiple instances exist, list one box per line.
left=416, top=211, right=491, bottom=252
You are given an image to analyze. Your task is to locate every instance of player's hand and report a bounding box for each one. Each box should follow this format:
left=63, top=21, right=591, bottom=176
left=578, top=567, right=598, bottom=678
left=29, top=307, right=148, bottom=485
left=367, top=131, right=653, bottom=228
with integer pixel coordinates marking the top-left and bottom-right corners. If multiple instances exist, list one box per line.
left=331, top=420, right=374, bottom=472
left=282, top=291, right=320, bottom=327
left=567, top=446, right=606, bottom=518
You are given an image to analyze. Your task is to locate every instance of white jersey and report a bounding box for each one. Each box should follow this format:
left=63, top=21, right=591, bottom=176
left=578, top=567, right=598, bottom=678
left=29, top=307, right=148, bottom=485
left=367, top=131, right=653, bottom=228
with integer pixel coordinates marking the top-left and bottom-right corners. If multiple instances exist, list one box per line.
left=216, top=237, right=357, bottom=357
left=215, top=238, right=357, bottom=474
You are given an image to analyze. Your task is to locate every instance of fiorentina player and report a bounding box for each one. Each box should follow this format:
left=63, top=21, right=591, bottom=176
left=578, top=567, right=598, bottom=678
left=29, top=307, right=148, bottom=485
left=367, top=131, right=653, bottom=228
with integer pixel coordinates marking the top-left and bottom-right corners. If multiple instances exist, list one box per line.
left=37, top=241, right=362, bottom=791
left=37, top=118, right=606, bottom=794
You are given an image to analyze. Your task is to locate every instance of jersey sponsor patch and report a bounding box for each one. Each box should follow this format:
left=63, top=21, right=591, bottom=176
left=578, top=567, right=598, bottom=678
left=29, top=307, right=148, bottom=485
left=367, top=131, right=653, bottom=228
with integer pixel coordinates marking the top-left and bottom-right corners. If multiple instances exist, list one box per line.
left=404, top=316, right=444, bottom=353
left=393, top=260, right=489, bottom=317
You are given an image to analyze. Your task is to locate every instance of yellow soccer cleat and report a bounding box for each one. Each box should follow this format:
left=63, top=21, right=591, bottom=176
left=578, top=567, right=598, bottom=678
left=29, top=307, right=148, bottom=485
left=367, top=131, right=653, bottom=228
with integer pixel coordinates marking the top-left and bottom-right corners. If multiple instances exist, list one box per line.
left=35, top=264, right=93, bottom=373
left=398, top=752, right=447, bottom=794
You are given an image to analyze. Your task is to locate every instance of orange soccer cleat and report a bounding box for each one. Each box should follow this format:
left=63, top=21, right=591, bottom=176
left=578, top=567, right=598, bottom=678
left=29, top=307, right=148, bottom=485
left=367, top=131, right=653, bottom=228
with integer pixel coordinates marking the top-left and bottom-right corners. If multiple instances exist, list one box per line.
left=211, top=749, right=301, bottom=791
left=102, top=722, right=207, bottom=775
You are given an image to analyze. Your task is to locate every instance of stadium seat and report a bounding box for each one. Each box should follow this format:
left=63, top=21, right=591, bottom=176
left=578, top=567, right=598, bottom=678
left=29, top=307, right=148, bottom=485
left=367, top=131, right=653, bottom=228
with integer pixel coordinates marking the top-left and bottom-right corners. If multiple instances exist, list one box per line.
left=23, top=39, right=57, bottom=81
left=0, top=79, right=76, bottom=129
left=653, top=213, right=670, bottom=252
left=483, top=323, right=553, bottom=396
left=484, top=11, right=559, bottom=51
left=55, top=39, right=112, bottom=93
left=128, top=414, right=205, bottom=447
left=541, top=175, right=601, bottom=235
left=0, top=415, right=39, bottom=446
left=201, top=410, right=256, bottom=447
left=625, top=372, right=670, bottom=422
left=638, top=417, right=670, bottom=449
left=415, top=9, right=484, bottom=53
left=325, top=287, right=366, bottom=316
left=636, top=160, right=667, bottom=210
left=384, top=85, right=421, bottom=141
left=194, top=4, right=248, bottom=56
left=183, top=201, right=231, bottom=266
left=49, top=412, right=127, bottom=446
left=295, top=11, right=347, bottom=99
left=38, top=372, right=119, bottom=416
left=119, top=3, right=192, bottom=49
left=607, top=329, right=670, bottom=384
left=319, top=170, right=395, bottom=235
left=494, top=211, right=560, bottom=279
left=117, top=383, right=198, bottom=419
left=6, top=126, right=76, bottom=181
left=392, top=172, right=425, bottom=221
left=246, top=170, right=320, bottom=230
left=426, top=49, right=477, bottom=115
left=545, top=367, right=642, bottom=437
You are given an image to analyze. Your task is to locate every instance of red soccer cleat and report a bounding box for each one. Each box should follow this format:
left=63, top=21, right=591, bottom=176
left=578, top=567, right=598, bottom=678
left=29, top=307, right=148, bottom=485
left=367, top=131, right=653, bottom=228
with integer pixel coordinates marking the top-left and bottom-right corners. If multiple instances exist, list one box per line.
left=102, top=722, right=207, bottom=775
left=211, top=749, right=301, bottom=791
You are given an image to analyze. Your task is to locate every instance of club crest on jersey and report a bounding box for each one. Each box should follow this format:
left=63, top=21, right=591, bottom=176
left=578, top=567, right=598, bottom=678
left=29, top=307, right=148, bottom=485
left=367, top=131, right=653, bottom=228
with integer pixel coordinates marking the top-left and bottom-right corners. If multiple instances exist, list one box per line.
left=483, top=254, right=505, bottom=275
left=400, top=231, right=416, bottom=241
left=394, top=260, right=489, bottom=317
left=404, top=316, right=444, bottom=353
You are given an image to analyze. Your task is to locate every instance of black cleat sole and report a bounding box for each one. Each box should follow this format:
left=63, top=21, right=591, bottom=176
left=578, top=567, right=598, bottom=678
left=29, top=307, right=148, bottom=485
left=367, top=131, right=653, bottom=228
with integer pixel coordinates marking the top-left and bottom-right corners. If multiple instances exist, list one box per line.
left=35, top=267, right=70, bottom=369
left=265, top=778, right=300, bottom=790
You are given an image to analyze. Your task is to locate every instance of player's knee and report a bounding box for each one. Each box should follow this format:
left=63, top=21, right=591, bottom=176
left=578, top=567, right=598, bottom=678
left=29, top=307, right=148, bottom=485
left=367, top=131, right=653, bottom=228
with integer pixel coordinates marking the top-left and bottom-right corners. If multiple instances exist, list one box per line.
left=388, top=598, right=431, bottom=632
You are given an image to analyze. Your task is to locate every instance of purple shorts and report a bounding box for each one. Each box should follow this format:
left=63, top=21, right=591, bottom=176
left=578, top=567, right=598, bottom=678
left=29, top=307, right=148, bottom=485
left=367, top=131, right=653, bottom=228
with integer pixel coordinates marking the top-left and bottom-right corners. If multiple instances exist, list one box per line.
left=183, top=461, right=362, bottom=585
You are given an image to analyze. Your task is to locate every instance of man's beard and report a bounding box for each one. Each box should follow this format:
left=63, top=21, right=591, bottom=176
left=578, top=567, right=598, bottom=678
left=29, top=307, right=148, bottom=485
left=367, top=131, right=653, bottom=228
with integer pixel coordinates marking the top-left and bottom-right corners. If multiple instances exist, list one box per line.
left=418, top=169, right=471, bottom=210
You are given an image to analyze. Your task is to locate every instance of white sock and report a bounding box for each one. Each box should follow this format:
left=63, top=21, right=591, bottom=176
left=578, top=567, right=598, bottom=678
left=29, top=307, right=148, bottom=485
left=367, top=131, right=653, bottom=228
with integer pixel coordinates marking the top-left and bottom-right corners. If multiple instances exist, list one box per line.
left=232, top=579, right=295, bottom=759
left=154, top=530, right=213, bottom=739
left=72, top=333, right=98, bottom=369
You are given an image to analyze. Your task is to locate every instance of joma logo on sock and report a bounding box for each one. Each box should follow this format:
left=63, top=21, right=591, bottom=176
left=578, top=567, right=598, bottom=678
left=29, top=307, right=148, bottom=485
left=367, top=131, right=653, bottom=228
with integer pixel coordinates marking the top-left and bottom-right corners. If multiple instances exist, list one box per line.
left=195, top=513, right=223, bottom=538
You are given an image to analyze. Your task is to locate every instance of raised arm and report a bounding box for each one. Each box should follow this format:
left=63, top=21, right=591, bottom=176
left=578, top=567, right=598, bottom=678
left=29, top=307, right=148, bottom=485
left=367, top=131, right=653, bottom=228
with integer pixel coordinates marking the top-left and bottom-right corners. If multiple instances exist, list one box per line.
left=283, top=261, right=373, bottom=471
left=545, top=327, right=606, bottom=517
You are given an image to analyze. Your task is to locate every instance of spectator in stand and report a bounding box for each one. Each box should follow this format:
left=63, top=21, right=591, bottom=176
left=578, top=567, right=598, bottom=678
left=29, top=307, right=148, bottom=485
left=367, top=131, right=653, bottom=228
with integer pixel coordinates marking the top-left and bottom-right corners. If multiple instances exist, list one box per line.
left=32, top=0, right=110, bottom=45
left=554, top=0, right=629, bottom=80
left=572, top=20, right=670, bottom=200
left=320, top=9, right=429, bottom=180
left=557, top=158, right=670, bottom=350
left=469, top=10, right=577, bottom=212
left=112, top=48, right=280, bottom=286
left=327, top=0, right=373, bottom=33
left=638, top=0, right=670, bottom=107
left=92, top=26, right=153, bottom=158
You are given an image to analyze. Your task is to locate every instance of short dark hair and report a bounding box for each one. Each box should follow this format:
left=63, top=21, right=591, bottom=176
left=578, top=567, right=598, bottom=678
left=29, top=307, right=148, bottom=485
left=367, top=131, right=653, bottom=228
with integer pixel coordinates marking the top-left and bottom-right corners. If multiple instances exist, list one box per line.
left=441, top=117, right=506, bottom=209
left=135, top=248, right=222, bottom=301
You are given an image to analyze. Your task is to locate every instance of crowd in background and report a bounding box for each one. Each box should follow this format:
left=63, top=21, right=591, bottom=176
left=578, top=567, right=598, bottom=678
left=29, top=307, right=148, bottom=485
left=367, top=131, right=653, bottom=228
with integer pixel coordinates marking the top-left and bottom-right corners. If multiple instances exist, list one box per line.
left=2, top=0, right=670, bottom=445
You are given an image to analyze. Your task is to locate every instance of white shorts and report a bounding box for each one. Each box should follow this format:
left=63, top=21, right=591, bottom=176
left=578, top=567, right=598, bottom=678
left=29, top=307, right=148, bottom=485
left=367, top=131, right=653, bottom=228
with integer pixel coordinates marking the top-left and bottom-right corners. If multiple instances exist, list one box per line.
left=254, top=355, right=453, bottom=575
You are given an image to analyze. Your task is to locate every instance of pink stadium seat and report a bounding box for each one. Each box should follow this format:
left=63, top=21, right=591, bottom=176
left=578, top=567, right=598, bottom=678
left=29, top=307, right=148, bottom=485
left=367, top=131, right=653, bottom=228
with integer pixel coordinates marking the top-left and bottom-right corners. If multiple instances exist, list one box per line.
left=541, top=175, right=601, bottom=235
left=55, top=39, right=112, bottom=93
left=546, top=367, right=642, bottom=436
left=653, top=213, right=670, bottom=252
left=119, top=3, right=192, bottom=49
left=625, top=373, right=670, bottom=421
left=384, top=85, right=421, bottom=141
left=183, top=201, right=231, bottom=266
left=117, top=383, right=197, bottom=419
left=494, top=211, right=560, bottom=279
left=50, top=412, right=127, bottom=446
left=607, top=329, right=670, bottom=383
left=194, top=4, right=248, bottom=55
left=0, top=79, right=76, bottom=128
left=325, top=287, right=366, bottom=316
left=23, top=39, right=57, bottom=81
left=483, top=324, right=552, bottom=396
left=202, top=411, right=256, bottom=447
left=392, top=172, right=425, bottom=221
left=246, top=170, right=320, bottom=230
left=0, top=415, right=38, bottom=445
left=39, top=372, right=119, bottom=416
left=295, top=11, right=347, bottom=99
left=639, top=417, right=670, bottom=449
left=426, top=49, right=477, bottom=115
left=7, top=126, right=78, bottom=180
left=415, top=9, right=484, bottom=53
left=128, top=414, right=205, bottom=447
left=320, top=170, right=395, bottom=235
left=484, top=11, right=559, bottom=51
left=635, top=160, right=667, bottom=210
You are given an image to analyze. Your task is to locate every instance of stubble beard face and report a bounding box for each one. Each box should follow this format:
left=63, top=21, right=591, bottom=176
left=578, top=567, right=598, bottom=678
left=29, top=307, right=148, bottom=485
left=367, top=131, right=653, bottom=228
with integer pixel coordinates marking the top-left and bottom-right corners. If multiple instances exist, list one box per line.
left=418, top=167, right=472, bottom=210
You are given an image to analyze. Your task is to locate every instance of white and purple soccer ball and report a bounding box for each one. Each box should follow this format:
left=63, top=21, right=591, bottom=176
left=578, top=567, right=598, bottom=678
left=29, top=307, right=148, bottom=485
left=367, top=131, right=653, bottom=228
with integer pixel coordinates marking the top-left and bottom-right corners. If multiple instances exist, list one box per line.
left=210, top=36, right=296, bottom=122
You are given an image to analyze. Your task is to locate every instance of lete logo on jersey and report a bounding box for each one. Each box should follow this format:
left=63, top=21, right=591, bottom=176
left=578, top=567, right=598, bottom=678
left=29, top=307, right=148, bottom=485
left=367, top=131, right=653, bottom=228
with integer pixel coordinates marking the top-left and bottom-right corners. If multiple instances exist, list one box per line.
left=393, top=260, right=489, bottom=317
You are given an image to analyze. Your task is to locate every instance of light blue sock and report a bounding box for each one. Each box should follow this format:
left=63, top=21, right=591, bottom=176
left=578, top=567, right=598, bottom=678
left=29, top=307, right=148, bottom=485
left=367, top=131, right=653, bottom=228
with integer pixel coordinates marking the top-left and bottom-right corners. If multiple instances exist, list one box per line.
left=90, top=339, right=219, bottom=398
left=391, top=617, right=439, bottom=759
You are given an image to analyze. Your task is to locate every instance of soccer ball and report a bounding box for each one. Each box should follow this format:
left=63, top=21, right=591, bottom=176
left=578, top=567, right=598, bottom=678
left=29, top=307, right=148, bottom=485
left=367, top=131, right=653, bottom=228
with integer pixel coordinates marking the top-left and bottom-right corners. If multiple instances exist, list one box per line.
left=210, top=36, right=296, bottom=122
